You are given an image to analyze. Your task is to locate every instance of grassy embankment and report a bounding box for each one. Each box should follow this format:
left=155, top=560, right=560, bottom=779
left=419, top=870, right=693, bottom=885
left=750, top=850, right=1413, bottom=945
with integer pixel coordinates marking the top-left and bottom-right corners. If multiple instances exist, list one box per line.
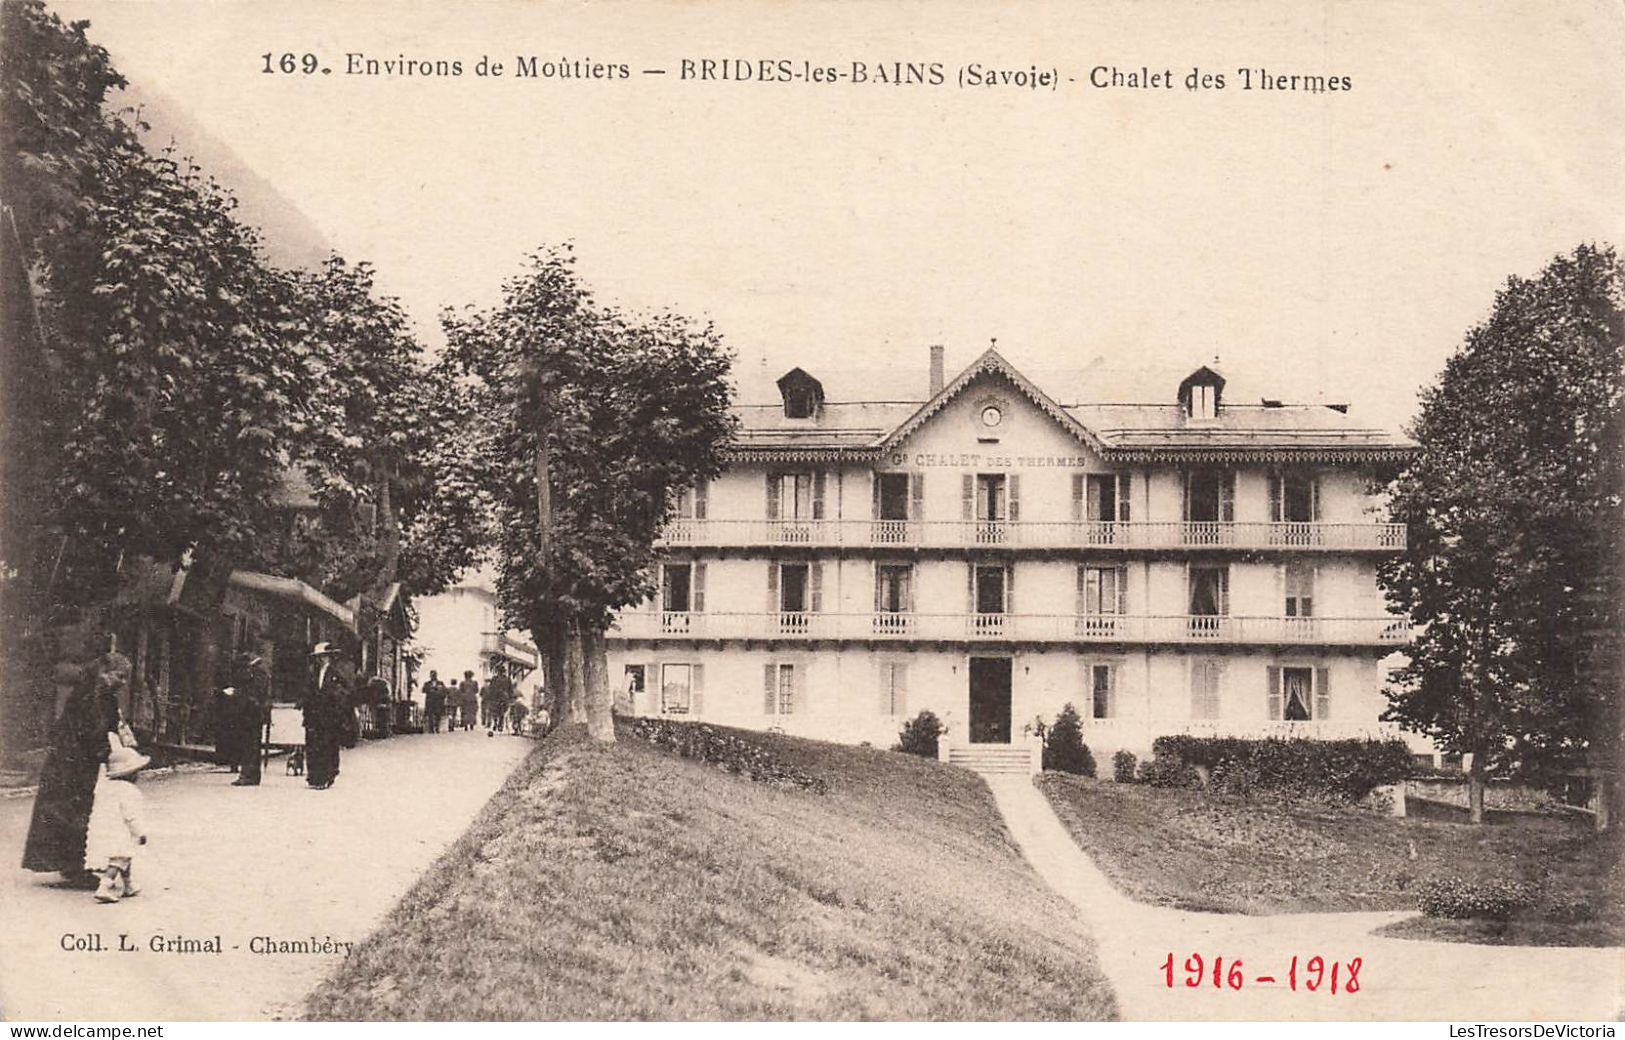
left=304, top=724, right=1117, bottom=1020
left=1038, top=774, right=1623, bottom=947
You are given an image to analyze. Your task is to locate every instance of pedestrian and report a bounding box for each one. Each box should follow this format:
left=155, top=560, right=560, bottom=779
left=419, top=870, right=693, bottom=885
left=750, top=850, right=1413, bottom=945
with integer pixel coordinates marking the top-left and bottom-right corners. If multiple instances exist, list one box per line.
left=85, top=733, right=150, bottom=903
left=302, top=643, right=347, bottom=790
left=485, top=669, right=513, bottom=735
left=214, top=679, right=243, bottom=773
left=458, top=671, right=479, bottom=731
left=232, top=653, right=269, bottom=786
left=508, top=697, right=528, bottom=737
left=424, top=671, right=445, bottom=734
left=22, top=650, right=129, bottom=887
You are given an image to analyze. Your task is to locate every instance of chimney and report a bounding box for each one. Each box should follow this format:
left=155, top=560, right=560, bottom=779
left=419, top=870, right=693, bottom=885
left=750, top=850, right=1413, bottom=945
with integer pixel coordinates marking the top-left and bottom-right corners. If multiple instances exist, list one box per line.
left=928, top=345, right=945, bottom=396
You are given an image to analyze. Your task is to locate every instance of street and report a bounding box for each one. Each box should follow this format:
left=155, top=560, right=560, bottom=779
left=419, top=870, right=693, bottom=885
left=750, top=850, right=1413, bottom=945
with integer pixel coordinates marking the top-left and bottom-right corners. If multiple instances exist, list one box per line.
left=0, top=730, right=532, bottom=1021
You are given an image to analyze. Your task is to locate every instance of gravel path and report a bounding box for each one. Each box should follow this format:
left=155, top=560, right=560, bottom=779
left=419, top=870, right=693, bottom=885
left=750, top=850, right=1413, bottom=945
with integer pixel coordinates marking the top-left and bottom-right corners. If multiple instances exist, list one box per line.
left=0, top=729, right=531, bottom=1021
left=984, top=775, right=1624, bottom=1021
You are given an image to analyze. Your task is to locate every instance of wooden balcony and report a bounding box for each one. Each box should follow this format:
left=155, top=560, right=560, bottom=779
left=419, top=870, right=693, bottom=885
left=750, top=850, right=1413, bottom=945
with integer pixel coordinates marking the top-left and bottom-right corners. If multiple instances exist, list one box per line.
left=611, top=611, right=1411, bottom=647
left=656, top=519, right=1405, bottom=552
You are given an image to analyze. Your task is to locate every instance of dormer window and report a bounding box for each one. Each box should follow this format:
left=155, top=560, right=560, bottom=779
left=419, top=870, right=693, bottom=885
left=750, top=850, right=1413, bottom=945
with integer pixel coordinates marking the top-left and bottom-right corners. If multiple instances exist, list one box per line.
left=1177, top=364, right=1226, bottom=421
left=776, top=367, right=824, bottom=419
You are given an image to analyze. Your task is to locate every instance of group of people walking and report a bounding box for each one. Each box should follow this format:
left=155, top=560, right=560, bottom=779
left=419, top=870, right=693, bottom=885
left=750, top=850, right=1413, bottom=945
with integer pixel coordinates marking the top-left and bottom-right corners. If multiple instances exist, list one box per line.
left=421, top=668, right=527, bottom=736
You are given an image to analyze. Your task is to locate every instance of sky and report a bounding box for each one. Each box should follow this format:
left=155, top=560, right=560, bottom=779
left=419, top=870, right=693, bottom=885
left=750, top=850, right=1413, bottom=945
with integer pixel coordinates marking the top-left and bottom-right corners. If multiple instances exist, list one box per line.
left=53, top=0, right=1625, bottom=431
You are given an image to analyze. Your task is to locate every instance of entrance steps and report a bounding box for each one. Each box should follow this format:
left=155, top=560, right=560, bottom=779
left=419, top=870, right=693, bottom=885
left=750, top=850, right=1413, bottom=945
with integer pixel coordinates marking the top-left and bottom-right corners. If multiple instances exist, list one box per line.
left=945, top=743, right=1039, bottom=777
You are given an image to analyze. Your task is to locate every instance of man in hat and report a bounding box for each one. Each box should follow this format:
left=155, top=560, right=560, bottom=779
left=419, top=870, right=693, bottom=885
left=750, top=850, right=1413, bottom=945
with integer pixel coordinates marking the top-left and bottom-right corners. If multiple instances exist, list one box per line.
left=231, top=652, right=270, bottom=786
left=457, top=671, right=480, bottom=732
left=302, top=643, right=347, bottom=789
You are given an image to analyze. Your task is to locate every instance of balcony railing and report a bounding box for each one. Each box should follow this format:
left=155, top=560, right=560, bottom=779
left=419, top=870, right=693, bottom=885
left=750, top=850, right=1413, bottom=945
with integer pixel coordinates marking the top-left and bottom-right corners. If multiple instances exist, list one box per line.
left=655, top=519, right=1405, bottom=552
left=610, top=612, right=1412, bottom=647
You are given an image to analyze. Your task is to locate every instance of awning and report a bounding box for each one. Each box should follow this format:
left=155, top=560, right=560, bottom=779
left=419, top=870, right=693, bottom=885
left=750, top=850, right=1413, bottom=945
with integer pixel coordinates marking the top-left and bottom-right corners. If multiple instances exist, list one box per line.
left=227, top=570, right=357, bottom=634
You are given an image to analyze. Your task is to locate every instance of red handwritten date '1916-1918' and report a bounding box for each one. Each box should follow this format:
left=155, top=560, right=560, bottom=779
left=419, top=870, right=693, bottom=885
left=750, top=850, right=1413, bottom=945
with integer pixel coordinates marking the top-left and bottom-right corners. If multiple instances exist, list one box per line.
left=1161, top=953, right=1362, bottom=994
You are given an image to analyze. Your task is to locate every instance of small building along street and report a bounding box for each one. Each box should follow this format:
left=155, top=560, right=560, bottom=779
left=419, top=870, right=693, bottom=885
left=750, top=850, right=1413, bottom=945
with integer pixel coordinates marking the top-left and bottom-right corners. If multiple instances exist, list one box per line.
left=0, top=730, right=530, bottom=1021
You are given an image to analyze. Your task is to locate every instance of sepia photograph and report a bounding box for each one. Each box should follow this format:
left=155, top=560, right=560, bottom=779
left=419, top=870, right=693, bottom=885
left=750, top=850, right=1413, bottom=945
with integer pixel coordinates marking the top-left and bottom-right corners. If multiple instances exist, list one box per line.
left=0, top=0, right=1621, bottom=1026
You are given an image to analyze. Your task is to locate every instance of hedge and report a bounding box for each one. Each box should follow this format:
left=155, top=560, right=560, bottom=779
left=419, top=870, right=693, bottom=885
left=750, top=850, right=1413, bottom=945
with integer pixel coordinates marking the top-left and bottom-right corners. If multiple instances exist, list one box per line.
left=621, top=717, right=828, bottom=793
left=1148, top=735, right=1413, bottom=801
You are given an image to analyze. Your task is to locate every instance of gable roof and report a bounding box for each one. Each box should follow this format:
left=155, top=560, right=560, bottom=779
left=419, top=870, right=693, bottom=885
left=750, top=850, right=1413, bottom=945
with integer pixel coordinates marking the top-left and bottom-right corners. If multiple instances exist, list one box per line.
left=879, top=349, right=1109, bottom=455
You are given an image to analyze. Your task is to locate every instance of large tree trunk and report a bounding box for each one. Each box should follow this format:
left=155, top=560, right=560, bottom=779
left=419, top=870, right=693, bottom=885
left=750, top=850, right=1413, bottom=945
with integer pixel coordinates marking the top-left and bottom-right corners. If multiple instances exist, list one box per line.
left=557, top=615, right=586, bottom=726
left=368, top=460, right=400, bottom=597
left=1467, top=749, right=1487, bottom=825
left=535, top=618, right=566, bottom=733
left=580, top=623, right=615, bottom=743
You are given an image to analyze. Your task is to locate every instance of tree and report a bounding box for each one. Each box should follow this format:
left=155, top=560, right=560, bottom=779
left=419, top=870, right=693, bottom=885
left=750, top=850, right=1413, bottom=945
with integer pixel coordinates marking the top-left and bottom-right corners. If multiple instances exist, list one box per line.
left=1381, top=244, right=1624, bottom=826
left=442, top=245, right=736, bottom=741
left=1042, top=703, right=1096, bottom=776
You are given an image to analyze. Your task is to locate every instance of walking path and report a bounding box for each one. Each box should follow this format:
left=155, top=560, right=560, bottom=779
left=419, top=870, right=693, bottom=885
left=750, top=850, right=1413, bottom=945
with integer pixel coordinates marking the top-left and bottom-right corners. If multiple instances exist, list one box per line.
left=985, top=776, right=1625, bottom=1021
left=0, top=729, right=532, bottom=1021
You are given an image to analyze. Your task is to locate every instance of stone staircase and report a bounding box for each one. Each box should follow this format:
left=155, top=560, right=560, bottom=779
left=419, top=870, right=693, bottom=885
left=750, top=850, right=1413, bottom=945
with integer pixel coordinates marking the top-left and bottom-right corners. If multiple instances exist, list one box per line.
left=944, top=743, right=1039, bottom=777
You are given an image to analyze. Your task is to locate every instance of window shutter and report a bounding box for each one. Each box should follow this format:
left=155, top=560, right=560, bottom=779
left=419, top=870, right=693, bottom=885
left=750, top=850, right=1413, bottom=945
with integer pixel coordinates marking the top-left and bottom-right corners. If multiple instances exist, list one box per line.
left=1008, top=474, right=1021, bottom=521
left=1276, top=564, right=1286, bottom=615
left=895, top=662, right=908, bottom=716
left=793, top=663, right=806, bottom=715
left=1267, top=665, right=1282, bottom=720
left=1106, top=664, right=1117, bottom=719
left=1071, top=474, right=1085, bottom=521
left=871, top=474, right=882, bottom=519
left=813, top=471, right=827, bottom=519
left=1005, top=564, right=1015, bottom=614
left=909, top=473, right=924, bottom=520
left=904, top=565, right=915, bottom=611
left=1315, top=666, right=1330, bottom=721
left=1075, top=564, right=1087, bottom=615
left=1181, top=471, right=1191, bottom=521
left=967, top=563, right=976, bottom=613
left=1310, top=477, right=1322, bottom=521
left=1118, top=474, right=1132, bottom=522
left=810, top=563, right=823, bottom=613
left=1217, top=568, right=1230, bottom=616
left=962, top=474, right=974, bottom=520
left=693, top=562, right=707, bottom=613
left=1115, top=567, right=1127, bottom=614
left=691, top=664, right=705, bottom=717
left=695, top=482, right=708, bottom=520
left=654, top=565, right=665, bottom=613
left=763, top=663, right=777, bottom=714
left=874, top=562, right=884, bottom=612
left=1268, top=473, right=1283, bottom=522
left=1220, top=472, right=1235, bottom=522
left=767, top=562, right=779, bottom=614
left=766, top=474, right=780, bottom=520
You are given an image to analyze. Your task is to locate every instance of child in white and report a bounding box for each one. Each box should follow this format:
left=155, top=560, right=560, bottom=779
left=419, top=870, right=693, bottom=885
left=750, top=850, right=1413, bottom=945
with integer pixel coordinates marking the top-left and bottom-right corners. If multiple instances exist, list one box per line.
left=86, top=734, right=149, bottom=903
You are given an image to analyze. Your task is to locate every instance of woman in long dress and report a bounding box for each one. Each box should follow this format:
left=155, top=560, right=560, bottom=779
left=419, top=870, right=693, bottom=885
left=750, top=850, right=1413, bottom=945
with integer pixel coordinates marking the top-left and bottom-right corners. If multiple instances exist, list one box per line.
left=302, top=643, right=346, bottom=789
left=21, top=651, right=129, bottom=884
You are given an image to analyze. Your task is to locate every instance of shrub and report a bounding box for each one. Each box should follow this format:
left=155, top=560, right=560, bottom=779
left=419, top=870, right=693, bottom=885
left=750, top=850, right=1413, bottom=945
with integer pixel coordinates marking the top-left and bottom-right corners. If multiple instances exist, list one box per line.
left=1042, top=704, right=1096, bottom=776
left=1112, top=749, right=1138, bottom=784
left=1148, top=735, right=1413, bottom=801
left=1543, top=896, right=1599, bottom=924
left=618, top=717, right=827, bottom=793
left=1137, top=756, right=1199, bottom=788
left=1416, top=877, right=1536, bottom=920
left=894, top=710, right=947, bottom=758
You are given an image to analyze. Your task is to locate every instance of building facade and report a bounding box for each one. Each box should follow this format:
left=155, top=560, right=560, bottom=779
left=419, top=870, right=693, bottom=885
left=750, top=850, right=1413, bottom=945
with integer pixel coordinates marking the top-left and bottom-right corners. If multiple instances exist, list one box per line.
left=606, top=349, right=1424, bottom=767
left=414, top=572, right=541, bottom=708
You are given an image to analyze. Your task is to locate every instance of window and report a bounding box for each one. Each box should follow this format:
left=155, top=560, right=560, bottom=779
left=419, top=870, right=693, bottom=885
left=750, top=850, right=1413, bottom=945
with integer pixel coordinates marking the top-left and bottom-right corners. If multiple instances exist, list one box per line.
left=1190, top=384, right=1217, bottom=420
left=661, top=663, right=692, bottom=714
left=1188, top=566, right=1228, bottom=615
left=876, top=564, right=912, bottom=613
left=621, top=665, right=645, bottom=713
left=1183, top=469, right=1235, bottom=524
left=1090, top=663, right=1115, bottom=720
left=1284, top=563, right=1315, bottom=618
left=767, top=471, right=825, bottom=534
left=1190, top=659, right=1221, bottom=719
left=784, top=387, right=816, bottom=419
left=1267, top=664, right=1331, bottom=721
left=1274, top=472, right=1319, bottom=523
left=661, top=563, right=692, bottom=612
left=763, top=662, right=797, bottom=715
left=875, top=473, right=910, bottom=521
left=1077, top=565, right=1125, bottom=636
left=780, top=563, right=809, bottom=613
left=879, top=661, right=908, bottom=715
left=974, top=565, right=1007, bottom=614
left=674, top=483, right=708, bottom=520
left=975, top=474, right=1007, bottom=522
left=1085, top=474, right=1131, bottom=522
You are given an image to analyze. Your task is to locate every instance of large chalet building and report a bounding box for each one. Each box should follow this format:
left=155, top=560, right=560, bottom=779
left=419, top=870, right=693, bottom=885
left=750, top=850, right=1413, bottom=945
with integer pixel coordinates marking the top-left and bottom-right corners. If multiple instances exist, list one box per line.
left=606, top=347, right=1424, bottom=771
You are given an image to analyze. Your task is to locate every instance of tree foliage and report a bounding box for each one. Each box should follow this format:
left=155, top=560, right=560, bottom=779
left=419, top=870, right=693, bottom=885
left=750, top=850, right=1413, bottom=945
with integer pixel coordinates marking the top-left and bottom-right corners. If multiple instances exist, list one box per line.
left=1381, top=244, right=1624, bottom=821
left=441, top=245, right=737, bottom=737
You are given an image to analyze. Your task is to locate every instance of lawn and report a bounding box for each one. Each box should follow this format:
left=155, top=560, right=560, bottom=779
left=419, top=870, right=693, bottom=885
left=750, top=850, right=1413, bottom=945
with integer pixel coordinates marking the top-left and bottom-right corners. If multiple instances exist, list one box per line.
left=303, top=724, right=1118, bottom=1020
left=1037, top=774, right=1623, bottom=947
